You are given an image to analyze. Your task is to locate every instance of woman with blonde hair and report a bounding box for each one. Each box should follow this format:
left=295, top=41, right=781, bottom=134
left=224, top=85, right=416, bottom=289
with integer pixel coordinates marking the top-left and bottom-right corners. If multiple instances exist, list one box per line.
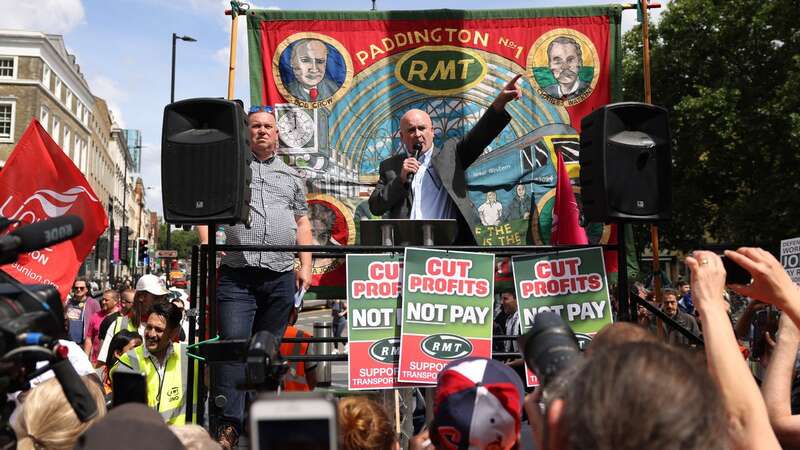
left=338, top=396, right=399, bottom=450
left=13, top=376, right=106, bottom=450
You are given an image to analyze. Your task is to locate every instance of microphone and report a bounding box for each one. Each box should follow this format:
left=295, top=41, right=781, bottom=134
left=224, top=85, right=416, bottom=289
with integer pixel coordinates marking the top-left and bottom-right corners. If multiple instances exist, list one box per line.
left=12, top=215, right=84, bottom=252
left=0, top=215, right=84, bottom=264
left=407, top=142, right=423, bottom=184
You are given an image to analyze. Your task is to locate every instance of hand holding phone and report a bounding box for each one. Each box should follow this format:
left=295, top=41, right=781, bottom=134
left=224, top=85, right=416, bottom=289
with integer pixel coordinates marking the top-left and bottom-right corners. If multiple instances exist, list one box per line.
left=721, top=255, right=752, bottom=285
left=249, top=394, right=337, bottom=450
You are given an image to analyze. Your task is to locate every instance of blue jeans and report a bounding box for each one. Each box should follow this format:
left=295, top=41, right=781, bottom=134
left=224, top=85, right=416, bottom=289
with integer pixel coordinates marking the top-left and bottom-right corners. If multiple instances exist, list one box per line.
left=215, top=266, right=295, bottom=432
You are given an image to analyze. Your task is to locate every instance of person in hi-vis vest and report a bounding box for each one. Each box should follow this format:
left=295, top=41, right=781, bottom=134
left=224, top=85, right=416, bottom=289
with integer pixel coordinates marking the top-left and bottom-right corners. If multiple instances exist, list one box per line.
left=112, top=302, right=197, bottom=425
left=280, top=299, right=317, bottom=391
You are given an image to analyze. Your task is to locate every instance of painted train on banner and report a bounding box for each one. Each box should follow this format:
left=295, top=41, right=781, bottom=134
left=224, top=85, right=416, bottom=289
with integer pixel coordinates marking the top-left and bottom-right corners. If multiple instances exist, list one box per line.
left=247, top=6, right=622, bottom=288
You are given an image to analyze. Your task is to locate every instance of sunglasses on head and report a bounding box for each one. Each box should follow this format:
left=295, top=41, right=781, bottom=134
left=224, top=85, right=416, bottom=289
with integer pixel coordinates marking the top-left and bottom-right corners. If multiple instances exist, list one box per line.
left=248, top=105, right=274, bottom=114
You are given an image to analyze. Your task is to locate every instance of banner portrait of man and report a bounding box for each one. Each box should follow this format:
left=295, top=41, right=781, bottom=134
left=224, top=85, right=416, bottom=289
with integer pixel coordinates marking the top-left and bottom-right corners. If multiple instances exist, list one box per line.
left=273, top=33, right=353, bottom=108
left=528, top=29, right=601, bottom=106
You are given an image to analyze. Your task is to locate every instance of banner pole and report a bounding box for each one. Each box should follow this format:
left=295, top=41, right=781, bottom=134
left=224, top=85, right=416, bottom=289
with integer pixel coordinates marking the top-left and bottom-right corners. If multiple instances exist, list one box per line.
left=639, top=0, right=665, bottom=337
left=225, top=2, right=248, bottom=100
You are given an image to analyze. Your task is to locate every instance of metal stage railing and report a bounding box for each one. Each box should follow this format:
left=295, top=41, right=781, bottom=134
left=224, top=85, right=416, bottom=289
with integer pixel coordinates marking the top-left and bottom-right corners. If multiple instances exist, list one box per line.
left=184, top=240, right=700, bottom=426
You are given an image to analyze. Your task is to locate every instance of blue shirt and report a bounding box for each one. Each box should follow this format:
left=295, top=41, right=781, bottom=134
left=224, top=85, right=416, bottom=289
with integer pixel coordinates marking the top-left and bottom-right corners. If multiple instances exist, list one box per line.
left=409, top=148, right=456, bottom=220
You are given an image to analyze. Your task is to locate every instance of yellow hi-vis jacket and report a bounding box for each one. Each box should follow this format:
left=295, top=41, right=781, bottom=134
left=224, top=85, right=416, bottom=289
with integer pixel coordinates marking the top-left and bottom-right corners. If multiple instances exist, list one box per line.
left=112, top=342, right=197, bottom=425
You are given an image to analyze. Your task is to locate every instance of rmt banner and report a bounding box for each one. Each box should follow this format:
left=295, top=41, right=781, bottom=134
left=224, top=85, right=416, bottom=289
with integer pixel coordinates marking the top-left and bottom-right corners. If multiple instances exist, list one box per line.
left=247, top=7, right=622, bottom=292
left=346, top=253, right=409, bottom=390
left=511, top=246, right=612, bottom=386
left=398, top=248, right=495, bottom=384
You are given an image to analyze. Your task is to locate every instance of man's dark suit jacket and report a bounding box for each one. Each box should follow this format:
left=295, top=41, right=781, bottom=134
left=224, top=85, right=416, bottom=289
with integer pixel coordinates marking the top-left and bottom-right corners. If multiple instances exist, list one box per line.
left=368, top=107, right=511, bottom=244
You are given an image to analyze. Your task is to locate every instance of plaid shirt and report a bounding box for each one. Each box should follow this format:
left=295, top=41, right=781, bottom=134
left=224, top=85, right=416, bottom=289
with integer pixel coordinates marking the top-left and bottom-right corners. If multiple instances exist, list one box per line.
left=220, top=155, right=308, bottom=272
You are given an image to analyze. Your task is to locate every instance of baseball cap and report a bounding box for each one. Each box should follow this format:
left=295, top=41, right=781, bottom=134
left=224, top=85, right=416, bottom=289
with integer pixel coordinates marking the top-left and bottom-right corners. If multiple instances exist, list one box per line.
left=431, top=358, right=525, bottom=450
left=136, top=274, right=169, bottom=296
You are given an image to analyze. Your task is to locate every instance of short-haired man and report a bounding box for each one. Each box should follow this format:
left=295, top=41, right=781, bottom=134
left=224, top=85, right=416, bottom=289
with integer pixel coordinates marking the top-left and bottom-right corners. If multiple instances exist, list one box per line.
left=65, top=278, right=101, bottom=347
left=677, top=280, right=694, bottom=314
left=368, top=74, right=522, bottom=244
left=198, top=105, right=313, bottom=448
left=660, top=289, right=701, bottom=347
left=97, top=276, right=169, bottom=366
left=112, top=302, right=195, bottom=425
left=543, top=36, right=590, bottom=100
left=286, top=38, right=341, bottom=102
left=499, top=289, right=520, bottom=354
left=84, top=289, right=119, bottom=366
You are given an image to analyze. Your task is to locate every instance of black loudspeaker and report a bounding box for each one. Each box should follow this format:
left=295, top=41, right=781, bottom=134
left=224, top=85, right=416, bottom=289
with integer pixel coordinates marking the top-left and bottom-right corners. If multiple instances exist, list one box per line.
left=162, top=98, right=251, bottom=225
left=579, top=102, right=671, bottom=222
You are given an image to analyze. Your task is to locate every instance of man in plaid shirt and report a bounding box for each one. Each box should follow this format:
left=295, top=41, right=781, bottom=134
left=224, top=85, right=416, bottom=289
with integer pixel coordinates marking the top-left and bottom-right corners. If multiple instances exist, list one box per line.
left=199, top=105, right=312, bottom=449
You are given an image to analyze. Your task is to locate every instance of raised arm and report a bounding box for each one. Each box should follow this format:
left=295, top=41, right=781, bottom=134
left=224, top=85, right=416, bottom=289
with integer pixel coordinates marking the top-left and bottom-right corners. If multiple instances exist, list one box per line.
left=762, top=313, right=800, bottom=447
left=688, top=250, right=781, bottom=450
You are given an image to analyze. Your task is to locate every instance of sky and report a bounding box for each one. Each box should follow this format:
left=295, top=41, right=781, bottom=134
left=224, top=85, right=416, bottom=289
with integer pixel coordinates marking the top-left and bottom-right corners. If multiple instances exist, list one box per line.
left=0, top=0, right=667, bottom=215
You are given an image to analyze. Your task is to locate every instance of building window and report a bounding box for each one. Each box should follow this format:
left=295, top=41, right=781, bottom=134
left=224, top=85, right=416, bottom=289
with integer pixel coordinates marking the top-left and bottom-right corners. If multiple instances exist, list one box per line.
left=0, top=101, right=14, bottom=141
left=52, top=117, right=60, bottom=145
left=40, top=106, right=49, bottom=131
left=42, top=63, right=51, bottom=88
left=66, top=91, right=73, bottom=112
left=55, top=78, right=62, bottom=100
left=0, top=57, right=16, bottom=79
left=64, top=127, right=71, bottom=155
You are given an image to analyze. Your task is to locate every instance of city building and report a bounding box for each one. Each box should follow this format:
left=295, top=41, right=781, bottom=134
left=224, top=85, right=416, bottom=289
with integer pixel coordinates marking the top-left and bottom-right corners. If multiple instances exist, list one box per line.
left=124, top=128, right=142, bottom=173
left=0, top=30, right=146, bottom=280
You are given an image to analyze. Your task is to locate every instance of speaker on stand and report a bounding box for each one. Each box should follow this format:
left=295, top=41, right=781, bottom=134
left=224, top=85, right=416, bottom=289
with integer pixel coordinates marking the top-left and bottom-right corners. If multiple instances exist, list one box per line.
left=161, top=97, right=252, bottom=226
left=579, top=102, right=671, bottom=321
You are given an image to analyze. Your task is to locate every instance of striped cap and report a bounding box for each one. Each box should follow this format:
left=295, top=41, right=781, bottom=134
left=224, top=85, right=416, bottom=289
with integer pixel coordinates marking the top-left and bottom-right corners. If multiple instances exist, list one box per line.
left=431, top=357, right=525, bottom=450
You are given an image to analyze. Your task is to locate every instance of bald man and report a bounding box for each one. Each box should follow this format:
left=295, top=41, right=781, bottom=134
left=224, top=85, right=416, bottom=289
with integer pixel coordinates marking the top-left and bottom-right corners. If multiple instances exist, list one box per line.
left=368, top=75, right=522, bottom=244
left=286, top=38, right=341, bottom=102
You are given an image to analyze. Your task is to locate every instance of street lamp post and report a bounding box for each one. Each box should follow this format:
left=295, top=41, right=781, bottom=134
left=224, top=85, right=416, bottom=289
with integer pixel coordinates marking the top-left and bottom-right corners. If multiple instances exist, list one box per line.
left=167, top=33, right=197, bottom=256
left=121, top=145, right=129, bottom=274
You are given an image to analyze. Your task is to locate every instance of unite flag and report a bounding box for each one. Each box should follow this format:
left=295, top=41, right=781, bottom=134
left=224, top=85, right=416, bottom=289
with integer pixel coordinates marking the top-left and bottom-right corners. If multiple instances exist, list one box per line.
left=0, top=119, right=108, bottom=300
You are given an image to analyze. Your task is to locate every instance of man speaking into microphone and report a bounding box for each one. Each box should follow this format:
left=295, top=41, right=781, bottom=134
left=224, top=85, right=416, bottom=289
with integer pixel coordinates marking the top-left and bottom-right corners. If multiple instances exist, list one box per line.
left=368, top=74, right=522, bottom=244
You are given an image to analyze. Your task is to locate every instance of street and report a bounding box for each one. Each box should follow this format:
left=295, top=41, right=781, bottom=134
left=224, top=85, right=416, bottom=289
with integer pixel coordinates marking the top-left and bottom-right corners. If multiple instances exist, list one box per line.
left=296, top=305, right=349, bottom=390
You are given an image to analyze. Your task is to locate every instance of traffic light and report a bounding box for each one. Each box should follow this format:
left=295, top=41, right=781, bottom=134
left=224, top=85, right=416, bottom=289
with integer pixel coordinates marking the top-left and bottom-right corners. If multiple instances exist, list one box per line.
left=119, top=227, right=130, bottom=262
left=138, top=239, right=148, bottom=266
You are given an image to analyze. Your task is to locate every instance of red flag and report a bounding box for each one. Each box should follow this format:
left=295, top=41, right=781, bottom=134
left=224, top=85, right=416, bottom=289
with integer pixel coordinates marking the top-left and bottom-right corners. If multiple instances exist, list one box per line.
left=0, top=120, right=108, bottom=300
left=551, top=150, right=588, bottom=245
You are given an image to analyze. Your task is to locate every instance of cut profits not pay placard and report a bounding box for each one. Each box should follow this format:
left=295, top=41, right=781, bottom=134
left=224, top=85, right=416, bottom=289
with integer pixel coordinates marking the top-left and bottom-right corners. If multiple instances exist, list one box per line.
left=397, top=248, right=495, bottom=384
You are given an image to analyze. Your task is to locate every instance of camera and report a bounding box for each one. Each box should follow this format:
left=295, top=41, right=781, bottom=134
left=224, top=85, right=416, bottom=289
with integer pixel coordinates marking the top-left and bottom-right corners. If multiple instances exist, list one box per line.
left=517, top=311, right=582, bottom=388
left=244, top=331, right=288, bottom=391
left=0, top=215, right=98, bottom=448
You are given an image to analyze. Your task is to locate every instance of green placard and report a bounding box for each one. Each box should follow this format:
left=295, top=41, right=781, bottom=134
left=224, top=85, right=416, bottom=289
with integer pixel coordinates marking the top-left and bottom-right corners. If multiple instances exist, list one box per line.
left=398, top=248, right=495, bottom=384
left=512, top=247, right=612, bottom=334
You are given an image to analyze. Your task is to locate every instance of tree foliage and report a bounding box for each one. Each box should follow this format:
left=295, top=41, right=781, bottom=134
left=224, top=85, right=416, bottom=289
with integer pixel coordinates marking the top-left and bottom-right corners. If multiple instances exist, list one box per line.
left=157, top=223, right=199, bottom=260
left=621, top=0, right=800, bottom=250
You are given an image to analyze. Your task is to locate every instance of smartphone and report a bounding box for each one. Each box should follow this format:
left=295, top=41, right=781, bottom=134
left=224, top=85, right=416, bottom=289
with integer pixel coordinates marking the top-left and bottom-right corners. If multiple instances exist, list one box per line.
left=112, top=367, right=147, bottom=407
left=249, top=394, right=337, bottom=450
left=721, top=255, right=752, bottom=285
